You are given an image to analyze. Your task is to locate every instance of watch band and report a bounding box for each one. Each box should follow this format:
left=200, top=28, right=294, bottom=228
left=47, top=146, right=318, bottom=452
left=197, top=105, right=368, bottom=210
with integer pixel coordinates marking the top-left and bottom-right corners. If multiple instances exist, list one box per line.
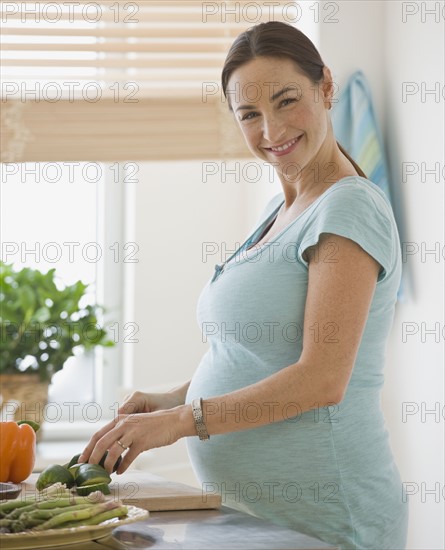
left=191, top=397, right=210, bottom=441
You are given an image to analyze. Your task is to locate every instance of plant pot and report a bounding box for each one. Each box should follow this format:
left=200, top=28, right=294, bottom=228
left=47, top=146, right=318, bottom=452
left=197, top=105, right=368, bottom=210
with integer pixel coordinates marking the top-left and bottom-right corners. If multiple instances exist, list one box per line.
left=0, top=373, right=50, bottom=440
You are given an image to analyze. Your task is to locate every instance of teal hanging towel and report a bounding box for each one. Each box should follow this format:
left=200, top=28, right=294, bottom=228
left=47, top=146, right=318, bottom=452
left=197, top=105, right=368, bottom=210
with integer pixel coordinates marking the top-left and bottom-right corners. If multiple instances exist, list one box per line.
left=331, top=70, right=406, bottom=303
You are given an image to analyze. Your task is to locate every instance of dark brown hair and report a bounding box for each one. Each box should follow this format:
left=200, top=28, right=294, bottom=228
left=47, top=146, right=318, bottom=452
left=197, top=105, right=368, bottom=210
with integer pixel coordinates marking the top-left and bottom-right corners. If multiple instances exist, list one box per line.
left=221, top=21, right=367, bottom=179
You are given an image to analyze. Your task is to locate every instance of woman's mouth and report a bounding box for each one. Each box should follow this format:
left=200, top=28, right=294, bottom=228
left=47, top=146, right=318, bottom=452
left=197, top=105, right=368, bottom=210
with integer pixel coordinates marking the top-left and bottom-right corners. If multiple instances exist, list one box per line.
left=264, top=135, right=303, bottom=157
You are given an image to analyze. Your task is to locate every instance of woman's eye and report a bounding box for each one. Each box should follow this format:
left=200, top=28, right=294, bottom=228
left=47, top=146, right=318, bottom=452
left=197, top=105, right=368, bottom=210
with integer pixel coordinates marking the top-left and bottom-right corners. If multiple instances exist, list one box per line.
left=240, top=111, right=259, bottom=122
left=280, top=97, right=297, bottom=107
left=238, top=99, right=297, bottom=121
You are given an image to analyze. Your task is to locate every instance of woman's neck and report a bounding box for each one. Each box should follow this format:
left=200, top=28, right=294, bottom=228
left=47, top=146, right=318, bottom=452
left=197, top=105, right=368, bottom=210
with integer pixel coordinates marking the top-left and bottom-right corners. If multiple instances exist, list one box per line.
left=277, top=139, right=358, bottom=209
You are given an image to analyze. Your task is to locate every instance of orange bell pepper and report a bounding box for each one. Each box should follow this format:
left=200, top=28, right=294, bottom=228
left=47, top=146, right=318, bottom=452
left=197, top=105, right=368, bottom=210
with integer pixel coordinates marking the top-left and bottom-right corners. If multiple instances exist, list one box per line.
left=0, top=421, right=36, bottom=483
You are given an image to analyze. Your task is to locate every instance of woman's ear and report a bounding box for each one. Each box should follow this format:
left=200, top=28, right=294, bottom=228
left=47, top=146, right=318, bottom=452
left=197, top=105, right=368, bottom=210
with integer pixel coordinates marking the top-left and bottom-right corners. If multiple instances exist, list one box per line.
left=321, top=66, right=334, bottom=109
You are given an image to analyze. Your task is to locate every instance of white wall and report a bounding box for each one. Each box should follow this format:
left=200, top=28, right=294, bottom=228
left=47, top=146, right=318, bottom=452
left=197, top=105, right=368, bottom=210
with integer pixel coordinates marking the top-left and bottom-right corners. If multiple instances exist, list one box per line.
left=129, top=160, right=264, bottom=393
left=319, top=1, right=386, bottom=129
left=383, top=3, right=445, bottom=549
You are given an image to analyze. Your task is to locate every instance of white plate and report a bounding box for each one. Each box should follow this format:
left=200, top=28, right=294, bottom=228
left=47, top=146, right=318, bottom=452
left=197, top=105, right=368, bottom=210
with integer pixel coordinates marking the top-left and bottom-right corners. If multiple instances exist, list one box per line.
left=0, top=505, right=148, bottom=549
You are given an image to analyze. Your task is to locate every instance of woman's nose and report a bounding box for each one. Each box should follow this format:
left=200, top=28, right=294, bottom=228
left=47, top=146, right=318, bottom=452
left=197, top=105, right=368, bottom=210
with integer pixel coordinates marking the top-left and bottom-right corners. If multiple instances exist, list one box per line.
left=262, top=115, right=286, bottom=144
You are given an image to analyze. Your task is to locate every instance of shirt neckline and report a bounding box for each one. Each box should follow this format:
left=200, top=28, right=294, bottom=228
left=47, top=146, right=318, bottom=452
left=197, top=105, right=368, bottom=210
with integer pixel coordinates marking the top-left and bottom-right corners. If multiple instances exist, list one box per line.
left=211, top=175, right=369, bottom=281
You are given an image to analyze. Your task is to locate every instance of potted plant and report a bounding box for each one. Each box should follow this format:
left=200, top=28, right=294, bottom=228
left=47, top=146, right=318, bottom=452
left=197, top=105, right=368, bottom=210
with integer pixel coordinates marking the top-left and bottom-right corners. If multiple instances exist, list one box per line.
left=0, top=261, right=114, bottom=427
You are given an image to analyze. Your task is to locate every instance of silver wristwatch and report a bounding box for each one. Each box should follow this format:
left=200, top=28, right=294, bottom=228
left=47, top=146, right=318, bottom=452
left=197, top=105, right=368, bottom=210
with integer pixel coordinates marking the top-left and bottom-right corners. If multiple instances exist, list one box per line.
left=191, top=397, right=210, bottom=441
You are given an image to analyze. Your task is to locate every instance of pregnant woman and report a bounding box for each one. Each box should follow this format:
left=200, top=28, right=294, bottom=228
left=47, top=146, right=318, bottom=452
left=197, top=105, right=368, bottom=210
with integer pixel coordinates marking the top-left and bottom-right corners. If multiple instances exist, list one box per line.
left=80, top=21, right=408, bottom=549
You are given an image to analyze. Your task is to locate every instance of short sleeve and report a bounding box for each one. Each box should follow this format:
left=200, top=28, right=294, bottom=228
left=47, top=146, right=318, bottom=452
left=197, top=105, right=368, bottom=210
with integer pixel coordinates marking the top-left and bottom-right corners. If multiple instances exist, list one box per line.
left=296, top=183, right=395, bottom=284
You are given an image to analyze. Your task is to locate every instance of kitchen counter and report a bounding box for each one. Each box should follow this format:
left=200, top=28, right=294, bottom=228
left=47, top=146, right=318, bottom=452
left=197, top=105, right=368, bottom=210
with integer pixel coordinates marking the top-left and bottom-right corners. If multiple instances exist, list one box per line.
left=19, top=471, right=338, bottom=549
left=112, top=506, right=339, bottom=550
left=29, top=507, right=338, bottom=550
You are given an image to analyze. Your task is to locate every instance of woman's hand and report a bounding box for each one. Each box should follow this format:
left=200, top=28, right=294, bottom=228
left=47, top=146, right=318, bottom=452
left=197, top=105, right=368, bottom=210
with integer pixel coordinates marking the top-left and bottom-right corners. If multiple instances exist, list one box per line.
left=118, top=381, right=191, bottom=415
left=78, top=406, right=195, bottom=474
left=118, top=391, right=182, bottom=415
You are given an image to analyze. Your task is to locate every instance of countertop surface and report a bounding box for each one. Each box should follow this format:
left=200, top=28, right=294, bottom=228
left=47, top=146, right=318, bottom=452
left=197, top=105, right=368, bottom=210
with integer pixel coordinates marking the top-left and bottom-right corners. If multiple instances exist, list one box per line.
left=12, top=471, right=338, bottom=550
left=30, top=506, right=338, bottom=550
left=111, top=507, right=338, bottom=550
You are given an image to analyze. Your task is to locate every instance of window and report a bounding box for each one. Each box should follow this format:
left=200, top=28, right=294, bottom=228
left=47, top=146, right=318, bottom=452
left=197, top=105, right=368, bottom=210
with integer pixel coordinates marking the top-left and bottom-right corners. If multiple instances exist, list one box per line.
left=1, top=1, right=294, bottom=162
left=0, top=162, right=128, bottom=426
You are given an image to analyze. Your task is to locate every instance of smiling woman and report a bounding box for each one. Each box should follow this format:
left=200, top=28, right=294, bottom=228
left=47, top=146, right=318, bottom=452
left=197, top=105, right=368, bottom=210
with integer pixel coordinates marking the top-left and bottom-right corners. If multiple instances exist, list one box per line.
left=79, top=21, right=408, bottom=550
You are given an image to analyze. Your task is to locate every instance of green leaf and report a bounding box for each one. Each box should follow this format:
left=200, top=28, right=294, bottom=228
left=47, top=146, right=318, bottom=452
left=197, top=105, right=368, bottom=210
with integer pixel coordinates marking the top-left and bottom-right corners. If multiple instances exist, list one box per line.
left=102, top=340, right=116, bottom=348
left=33, top=306, right=51, bottom=323
left=0, top=260, right=115, bottom=380
left=18, top=286, right=36, bottom=322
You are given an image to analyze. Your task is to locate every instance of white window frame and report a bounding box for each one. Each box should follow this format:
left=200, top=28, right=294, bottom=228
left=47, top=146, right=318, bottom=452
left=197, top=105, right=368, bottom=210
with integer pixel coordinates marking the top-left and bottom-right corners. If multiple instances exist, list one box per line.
left=42, top=163, right=133, bottom=441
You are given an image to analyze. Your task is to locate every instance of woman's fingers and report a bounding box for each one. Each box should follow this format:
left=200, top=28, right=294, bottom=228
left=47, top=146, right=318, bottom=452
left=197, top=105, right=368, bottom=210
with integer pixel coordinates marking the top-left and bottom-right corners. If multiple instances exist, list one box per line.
left=117, top=391, right=165, bottom=415
left=87, top=419, right=132, bottom=466
left=78, top=417, right=119, bottom=463
left=118, top=400, right=138, bottom=415
left=117, top=443, right=142, bottom=474
left=101, top=440, right=131, bottom=474
left=89, top=432, right=136, bottom=473
left=79, top=410, right=180, bottom=473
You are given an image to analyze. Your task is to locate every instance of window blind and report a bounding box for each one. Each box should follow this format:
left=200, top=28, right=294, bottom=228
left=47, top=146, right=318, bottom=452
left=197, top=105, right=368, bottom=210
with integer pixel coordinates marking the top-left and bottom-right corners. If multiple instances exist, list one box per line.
left=1, top=1, right=294, bottom=162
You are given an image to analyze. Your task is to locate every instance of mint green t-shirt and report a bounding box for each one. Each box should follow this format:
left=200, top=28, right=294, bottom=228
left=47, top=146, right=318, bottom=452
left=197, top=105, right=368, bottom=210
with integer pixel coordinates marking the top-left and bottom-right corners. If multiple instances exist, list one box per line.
left=186, top=176, right=408, bottom=550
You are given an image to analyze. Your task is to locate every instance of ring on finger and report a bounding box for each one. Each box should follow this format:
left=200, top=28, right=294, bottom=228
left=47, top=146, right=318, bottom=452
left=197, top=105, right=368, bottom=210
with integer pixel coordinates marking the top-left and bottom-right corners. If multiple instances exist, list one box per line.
left=116, top=439, right=130, bottom=451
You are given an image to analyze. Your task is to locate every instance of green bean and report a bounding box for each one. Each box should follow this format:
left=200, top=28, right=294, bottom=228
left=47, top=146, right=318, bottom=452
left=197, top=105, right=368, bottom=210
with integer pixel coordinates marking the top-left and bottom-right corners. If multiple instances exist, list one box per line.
left=33, top=501, right=120, bottom=531
left=7, top=498, right=72, bottom=519
left=75, top=505, right=128, bottom=526
left=0, top=483, right=77, bottom=518
left=0, top=499, right=32, bottom=518
left=0, top=518, right=14, bottom=528
left=22, top=503, right=93, bottom=522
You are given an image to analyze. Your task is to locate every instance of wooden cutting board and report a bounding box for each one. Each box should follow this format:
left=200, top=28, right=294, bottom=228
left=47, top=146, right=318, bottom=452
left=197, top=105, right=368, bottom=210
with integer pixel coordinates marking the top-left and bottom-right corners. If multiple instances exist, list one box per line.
left=24, top=471, right=221, bottom=512
left=110, top=471, right=221, bottom=511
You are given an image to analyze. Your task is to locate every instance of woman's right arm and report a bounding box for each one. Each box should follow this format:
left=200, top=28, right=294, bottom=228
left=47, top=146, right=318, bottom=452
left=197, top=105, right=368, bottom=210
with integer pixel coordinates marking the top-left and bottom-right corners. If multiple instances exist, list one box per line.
left=79, top=381, right=192, bottom=465
left=118, top=380, right=191, bottom=415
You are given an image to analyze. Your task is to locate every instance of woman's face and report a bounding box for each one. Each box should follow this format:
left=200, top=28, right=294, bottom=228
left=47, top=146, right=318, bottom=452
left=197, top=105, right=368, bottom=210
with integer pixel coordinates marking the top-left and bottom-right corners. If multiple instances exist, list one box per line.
left=226, top=56, right=333, bottom=177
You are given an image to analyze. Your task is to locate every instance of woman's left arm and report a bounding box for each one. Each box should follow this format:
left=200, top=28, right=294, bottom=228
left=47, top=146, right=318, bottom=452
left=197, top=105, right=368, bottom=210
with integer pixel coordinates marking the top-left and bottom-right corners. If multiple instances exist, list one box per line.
left=85, top=233, right=381, bottom=473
